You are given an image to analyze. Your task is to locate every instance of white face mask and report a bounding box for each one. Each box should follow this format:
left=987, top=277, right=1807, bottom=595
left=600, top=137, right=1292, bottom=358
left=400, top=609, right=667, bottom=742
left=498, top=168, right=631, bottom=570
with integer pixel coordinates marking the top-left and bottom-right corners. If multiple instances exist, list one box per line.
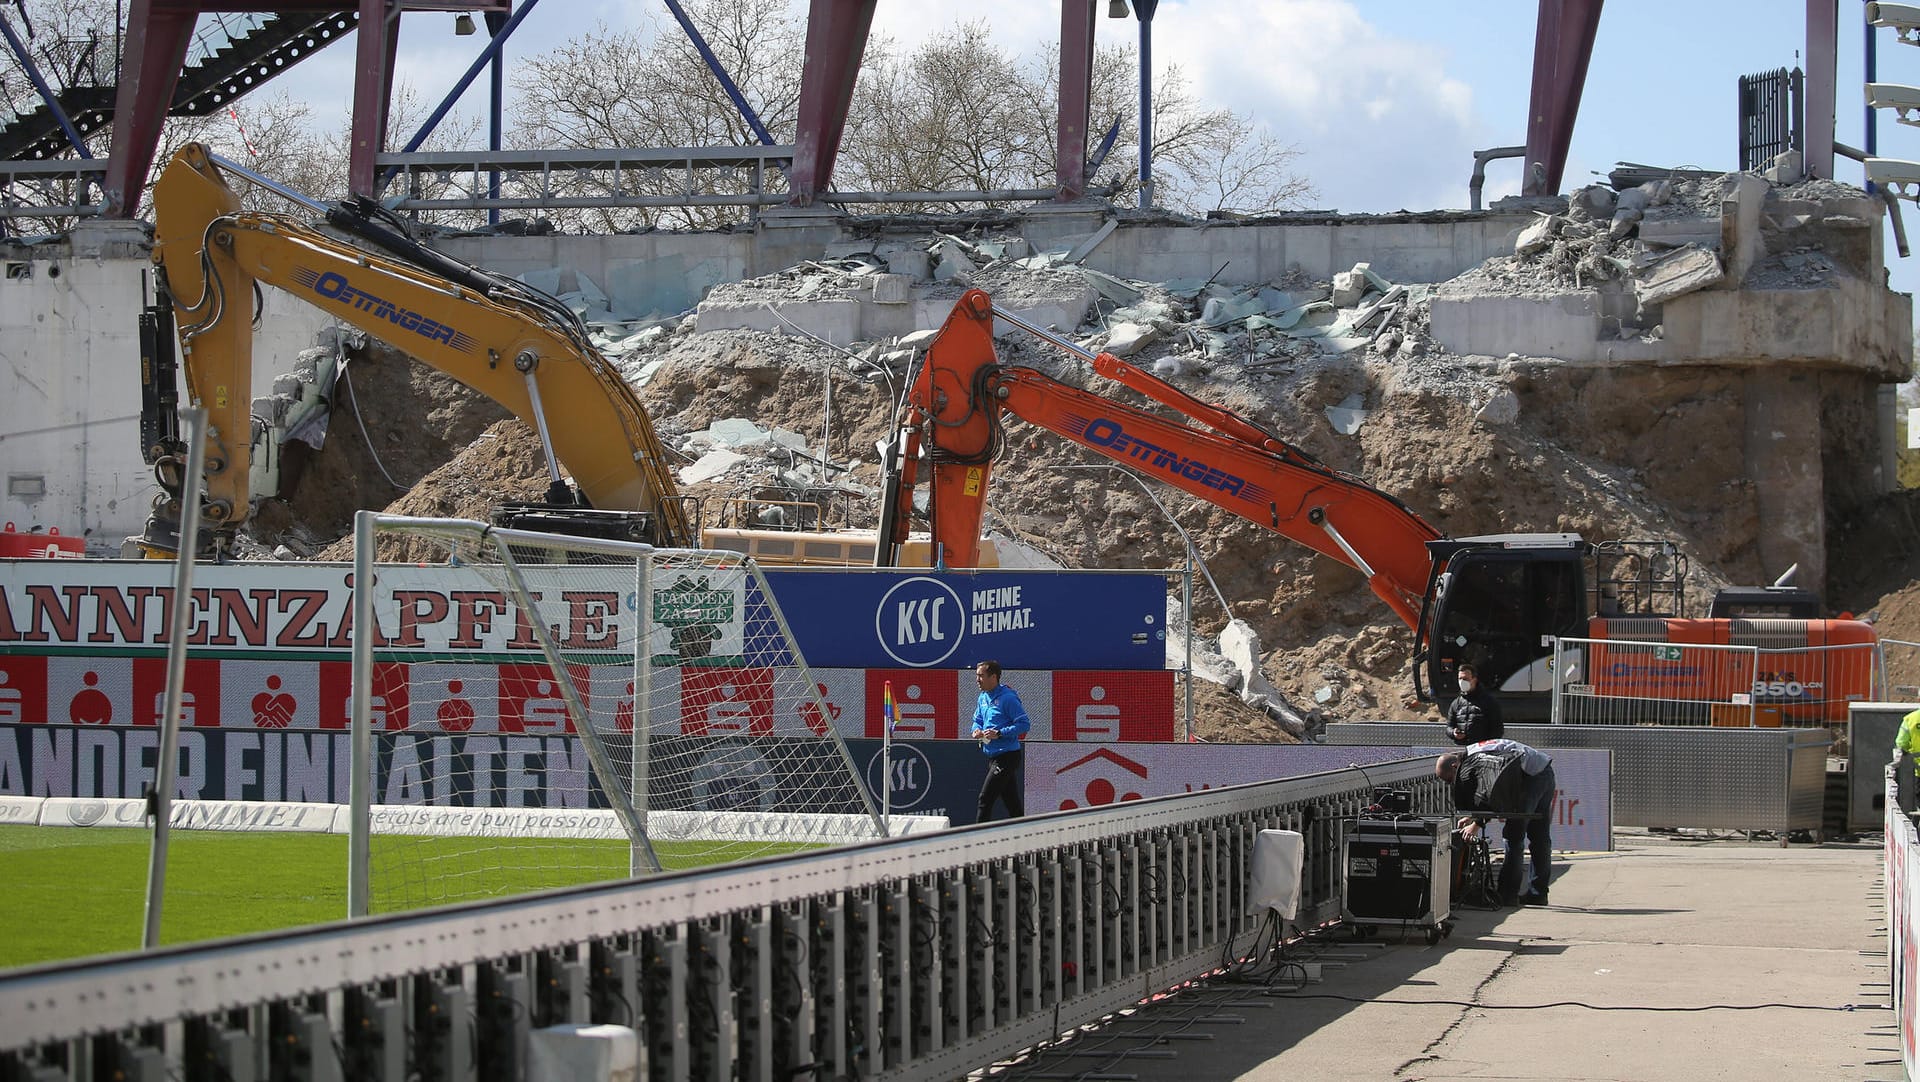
left=1459, top=678, right=1476, bottom=693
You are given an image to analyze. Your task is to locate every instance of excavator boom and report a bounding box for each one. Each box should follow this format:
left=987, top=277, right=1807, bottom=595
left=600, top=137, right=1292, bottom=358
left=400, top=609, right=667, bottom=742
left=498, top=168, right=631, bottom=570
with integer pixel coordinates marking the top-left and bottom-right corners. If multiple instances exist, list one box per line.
left=885, top=290, right=1440, bottom=628
left=145, top=143, right=689, bottom=550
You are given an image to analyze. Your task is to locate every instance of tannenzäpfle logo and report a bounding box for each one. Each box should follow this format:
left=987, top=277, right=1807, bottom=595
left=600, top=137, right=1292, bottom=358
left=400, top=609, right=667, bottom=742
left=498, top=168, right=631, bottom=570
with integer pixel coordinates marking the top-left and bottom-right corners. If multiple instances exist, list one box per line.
left=874, top=577, right=964, bottom=667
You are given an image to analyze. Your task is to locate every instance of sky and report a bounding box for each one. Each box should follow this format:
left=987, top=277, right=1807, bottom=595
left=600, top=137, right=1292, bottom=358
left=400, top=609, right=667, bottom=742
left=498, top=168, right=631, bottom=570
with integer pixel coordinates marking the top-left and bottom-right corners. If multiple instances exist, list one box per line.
left=253, top=0, right=1917, bottom=299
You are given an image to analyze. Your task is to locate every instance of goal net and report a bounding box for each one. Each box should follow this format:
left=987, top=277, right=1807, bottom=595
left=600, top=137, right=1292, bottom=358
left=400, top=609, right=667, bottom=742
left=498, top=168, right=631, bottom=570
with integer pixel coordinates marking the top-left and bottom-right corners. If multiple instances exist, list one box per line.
left=348, top=513, right=885, bottom=916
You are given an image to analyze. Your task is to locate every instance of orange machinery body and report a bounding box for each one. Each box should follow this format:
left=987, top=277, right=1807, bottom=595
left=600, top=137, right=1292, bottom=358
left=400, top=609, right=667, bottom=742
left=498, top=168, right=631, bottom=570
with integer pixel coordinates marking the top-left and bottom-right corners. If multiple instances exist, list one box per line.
left=1584, top=615, right=1879, bottom=725
left=891, top=290, right=1439, bottom=628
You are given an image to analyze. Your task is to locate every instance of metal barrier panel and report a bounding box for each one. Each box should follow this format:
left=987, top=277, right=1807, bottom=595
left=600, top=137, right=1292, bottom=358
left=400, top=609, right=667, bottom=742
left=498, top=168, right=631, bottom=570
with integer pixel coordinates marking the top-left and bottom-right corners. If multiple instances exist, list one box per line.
left=1327, top=723, right=1830, bottom=833
left=1553, top=636, right=1881, bottom=730
left=1884, top=763, right=1919, bottom=1082
left=1852, top=704, right=1920, bottom=833
left=0, top=758, right=1446, bottom=1081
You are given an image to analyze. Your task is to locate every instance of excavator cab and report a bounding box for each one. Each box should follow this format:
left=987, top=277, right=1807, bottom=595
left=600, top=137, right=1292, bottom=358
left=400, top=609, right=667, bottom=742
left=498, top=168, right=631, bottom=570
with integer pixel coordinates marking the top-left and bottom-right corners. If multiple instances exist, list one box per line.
left=1416, top=535, right=1589, bottom=722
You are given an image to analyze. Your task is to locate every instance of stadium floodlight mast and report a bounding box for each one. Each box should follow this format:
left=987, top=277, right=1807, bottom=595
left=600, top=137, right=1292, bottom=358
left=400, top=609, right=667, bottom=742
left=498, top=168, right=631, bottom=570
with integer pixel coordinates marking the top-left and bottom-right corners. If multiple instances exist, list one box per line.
left=1057, top=463, right=1229, bottom=742
left=143, top=407, right=208, bottom=950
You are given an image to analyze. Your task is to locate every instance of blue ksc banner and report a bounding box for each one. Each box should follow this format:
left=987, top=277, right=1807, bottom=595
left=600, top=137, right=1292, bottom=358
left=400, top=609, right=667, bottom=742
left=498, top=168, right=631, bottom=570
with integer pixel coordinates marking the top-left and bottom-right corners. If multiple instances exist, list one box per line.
left=762, top=568, right=1167, bottom=670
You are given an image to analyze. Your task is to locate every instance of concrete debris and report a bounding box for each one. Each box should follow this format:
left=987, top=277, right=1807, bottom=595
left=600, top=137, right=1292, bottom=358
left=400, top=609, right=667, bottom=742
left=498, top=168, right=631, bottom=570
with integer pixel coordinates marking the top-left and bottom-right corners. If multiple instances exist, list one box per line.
left=1476, top=388, right=1521, bottom=427
left=1063, top=218, right=1118, bottom=264
left=1217, top=618, right=1313, bottom=740
left=887, top=249, right=932, bottom=279
left=931, top=239, right=977, bottom=281
left=1610, top=178, right=1673, bottom=239
left=1102, top=321, right=1159, bottom=357
left=872, top=274, right=912, bottom=304
left=1515, top=214, right=1558, bottom=256
left=681, top=448, right=747, bottom=484
left=1568, top=183, right=1617, bottom=221
left=1330, top=265, right=1370, bottom=307
left=1324, top=393, right=1369, bottom=435
left=1633, top=244, right=1724, bottom=308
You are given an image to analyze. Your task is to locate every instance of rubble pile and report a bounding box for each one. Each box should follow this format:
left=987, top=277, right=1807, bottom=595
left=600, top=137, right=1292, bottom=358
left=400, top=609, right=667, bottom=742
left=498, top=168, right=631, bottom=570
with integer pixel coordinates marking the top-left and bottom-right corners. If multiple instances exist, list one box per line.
left=262, top=167, right=1912, bottom=741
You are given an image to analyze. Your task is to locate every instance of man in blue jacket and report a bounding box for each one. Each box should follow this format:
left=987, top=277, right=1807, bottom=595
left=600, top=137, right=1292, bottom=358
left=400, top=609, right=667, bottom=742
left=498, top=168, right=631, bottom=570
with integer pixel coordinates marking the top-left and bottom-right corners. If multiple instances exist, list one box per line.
left=971, top=660, right=1031, bottom=821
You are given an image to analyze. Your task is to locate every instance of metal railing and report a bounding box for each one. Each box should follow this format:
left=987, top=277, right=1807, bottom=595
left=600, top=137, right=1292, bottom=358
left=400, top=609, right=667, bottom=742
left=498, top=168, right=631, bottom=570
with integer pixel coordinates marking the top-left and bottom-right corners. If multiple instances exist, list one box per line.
left=1551, top=635, right=1882, bottom=728
left=378, top=145, right=795, bottom=213
left=0, top=759, right=1447, bottom=1081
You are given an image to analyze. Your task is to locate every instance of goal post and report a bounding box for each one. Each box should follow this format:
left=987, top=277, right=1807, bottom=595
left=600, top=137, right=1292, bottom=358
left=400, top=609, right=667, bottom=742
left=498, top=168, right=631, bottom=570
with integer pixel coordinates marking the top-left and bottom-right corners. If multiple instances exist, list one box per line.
left=349, top=512, right=886, bottom=917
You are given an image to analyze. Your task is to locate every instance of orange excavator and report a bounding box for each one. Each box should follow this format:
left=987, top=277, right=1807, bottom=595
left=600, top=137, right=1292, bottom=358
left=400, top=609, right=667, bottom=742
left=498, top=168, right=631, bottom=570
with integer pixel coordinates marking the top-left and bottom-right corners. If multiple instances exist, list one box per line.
left=877, top=289, right=1881, bottom=722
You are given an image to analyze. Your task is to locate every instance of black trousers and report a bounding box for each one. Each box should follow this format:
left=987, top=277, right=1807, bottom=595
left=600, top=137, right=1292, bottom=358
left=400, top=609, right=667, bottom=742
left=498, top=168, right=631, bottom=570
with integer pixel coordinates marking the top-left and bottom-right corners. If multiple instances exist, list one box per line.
left=977, top=749, right=1024, bottom=821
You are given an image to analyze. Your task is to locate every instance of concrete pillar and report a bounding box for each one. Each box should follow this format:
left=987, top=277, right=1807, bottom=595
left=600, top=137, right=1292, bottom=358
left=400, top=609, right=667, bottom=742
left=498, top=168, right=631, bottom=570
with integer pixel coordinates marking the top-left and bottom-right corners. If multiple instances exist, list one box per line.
left=1743, top=367, right=1826, bottom=591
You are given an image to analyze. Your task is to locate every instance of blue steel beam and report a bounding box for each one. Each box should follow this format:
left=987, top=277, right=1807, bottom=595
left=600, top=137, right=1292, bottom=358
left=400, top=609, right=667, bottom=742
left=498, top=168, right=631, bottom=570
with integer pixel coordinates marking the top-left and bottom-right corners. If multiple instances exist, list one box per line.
left=662, top=0, right=777, bottom=147
left=488, top=8, right=507, bottom=223
left=381, top=0, right=542, bottom=195
left=1135, top=0, right=1158, bottom=208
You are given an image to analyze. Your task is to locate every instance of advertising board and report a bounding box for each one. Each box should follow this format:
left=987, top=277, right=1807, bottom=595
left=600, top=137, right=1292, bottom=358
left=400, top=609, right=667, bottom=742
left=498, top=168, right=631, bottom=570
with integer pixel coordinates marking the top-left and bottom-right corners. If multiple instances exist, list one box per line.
left=1025, top=742, right=1613, bottom=852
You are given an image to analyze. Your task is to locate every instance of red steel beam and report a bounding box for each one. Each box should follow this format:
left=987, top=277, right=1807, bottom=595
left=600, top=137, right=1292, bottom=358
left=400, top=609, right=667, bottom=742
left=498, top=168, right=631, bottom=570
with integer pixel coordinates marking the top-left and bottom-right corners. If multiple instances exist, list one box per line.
left=1055, top=0, right=1095, bottom=202
left=103, top=0, right=195, bottom=216
left=1522, top=0, right=1603, bottom=196
left=349, top=0, right=399, bottom=197
left=789, top=0, right=876, bottom=207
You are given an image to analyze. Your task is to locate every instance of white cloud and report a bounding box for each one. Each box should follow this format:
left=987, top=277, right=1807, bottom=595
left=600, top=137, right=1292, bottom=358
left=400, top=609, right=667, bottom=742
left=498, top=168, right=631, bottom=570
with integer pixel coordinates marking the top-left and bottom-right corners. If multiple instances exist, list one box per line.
left=1151, top=0, right=1487, bottom=212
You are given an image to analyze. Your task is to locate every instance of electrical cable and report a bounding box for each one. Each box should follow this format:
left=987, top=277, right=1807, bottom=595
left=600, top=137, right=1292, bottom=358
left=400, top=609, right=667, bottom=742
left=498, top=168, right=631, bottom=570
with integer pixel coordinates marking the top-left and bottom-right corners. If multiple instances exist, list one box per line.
left=339, top=359, right=404, bottom=489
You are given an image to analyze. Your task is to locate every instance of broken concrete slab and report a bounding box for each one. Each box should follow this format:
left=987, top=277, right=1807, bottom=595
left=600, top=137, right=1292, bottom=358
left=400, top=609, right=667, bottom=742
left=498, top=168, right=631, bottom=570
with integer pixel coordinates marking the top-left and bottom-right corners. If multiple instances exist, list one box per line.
left=1638, top=215, right=1721, bottom=249
left=706, top=418, right=772, bottom=448
left=1102, top=321, right=1159, bottom=357
left=1634, top=244, right=1725, bottom=308
left=690, top=297, right=862, bottom=345
left=872, top=274, right=912, bottom=304
left=681, top=448, right=747, bottom=484
left=1064, top=218, right=1119, bottom=263
left=1476, top=388, right=1520, bottom=426
left=1112, top=300, right=1175, bottom=325
left=887, top=249, right=932, bottom=280
left=1324, top=393, right=1368, bottom=435
left=1568, top=183, right=1617, bottom=221
left=932, top=239, right=978, bottom=281
left=1515, top=214, right=1558, bottom=255
left=1330, top=267, right=1369, bottom=307
left=1200, top=292, right=1273, bottom=327
left=1078, top=267, right=1145, bottom=306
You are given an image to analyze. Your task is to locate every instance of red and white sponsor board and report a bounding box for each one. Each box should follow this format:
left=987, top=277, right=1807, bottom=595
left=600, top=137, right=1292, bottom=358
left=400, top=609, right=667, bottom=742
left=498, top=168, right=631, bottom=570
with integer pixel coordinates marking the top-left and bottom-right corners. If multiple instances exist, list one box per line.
left=1026, top=742, right=1614, bottom=852
left=0, top=655, right=1177, bottom=744
left=1887, top=770, right=1919, bottom=1079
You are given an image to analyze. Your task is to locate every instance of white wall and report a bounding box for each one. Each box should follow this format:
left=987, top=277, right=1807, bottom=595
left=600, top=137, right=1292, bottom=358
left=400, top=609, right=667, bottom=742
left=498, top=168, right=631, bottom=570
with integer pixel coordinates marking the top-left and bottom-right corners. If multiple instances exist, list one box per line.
left=0, top=229, right=335, bottom=550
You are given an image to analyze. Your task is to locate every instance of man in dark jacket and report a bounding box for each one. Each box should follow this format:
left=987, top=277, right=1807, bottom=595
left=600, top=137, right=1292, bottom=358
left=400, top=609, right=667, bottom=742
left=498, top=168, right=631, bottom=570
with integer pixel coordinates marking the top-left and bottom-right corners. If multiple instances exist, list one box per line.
left=1444, top=662, right=1503, bottom=745
left=1436, top=739, right=1555, bottom=905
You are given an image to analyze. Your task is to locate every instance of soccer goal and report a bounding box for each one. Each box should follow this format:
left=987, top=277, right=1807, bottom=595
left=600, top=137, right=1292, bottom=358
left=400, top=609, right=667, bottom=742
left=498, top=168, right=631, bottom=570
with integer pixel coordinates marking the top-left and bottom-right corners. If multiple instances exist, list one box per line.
left=348, top=512, right=887, bottom=916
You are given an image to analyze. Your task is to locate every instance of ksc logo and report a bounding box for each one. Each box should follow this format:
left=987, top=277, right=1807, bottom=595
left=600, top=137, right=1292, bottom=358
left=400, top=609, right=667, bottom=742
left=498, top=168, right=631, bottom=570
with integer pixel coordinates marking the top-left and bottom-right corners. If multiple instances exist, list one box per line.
left=865, top=744, right=933, bottom=810
left=875, top=577, right=965, bottom=667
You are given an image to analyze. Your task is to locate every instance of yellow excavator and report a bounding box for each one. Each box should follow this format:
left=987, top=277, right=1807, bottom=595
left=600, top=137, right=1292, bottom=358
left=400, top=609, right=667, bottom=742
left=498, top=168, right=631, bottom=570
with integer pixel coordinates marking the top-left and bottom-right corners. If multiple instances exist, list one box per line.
left=137, top=142, right=691, bottom=556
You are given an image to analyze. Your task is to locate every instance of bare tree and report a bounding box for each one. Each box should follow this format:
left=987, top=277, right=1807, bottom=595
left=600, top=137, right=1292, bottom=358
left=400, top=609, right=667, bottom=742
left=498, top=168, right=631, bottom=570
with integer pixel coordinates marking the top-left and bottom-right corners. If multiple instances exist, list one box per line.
left=837, top=22, right=1314, bottom=217
left=510, top=0, right=803, bottom=231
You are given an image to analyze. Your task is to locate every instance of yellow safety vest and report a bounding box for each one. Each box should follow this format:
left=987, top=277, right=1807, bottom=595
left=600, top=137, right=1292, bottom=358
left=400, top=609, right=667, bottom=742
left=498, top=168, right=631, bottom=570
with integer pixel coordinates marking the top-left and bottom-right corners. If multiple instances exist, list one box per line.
left=1897, top=709, right=1920, bottom=770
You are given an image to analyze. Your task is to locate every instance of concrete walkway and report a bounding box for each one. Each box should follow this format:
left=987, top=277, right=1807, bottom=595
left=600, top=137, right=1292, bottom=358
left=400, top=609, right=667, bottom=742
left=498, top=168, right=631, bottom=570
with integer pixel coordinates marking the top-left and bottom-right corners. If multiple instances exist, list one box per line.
left=990, top=835, right=1899, bottom=1082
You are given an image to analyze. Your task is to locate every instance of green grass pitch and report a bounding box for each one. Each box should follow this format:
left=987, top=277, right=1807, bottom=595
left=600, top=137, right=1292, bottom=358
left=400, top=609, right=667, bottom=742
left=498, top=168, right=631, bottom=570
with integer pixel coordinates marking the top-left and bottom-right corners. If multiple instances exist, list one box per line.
left=0, top=825, right=813, bottom=971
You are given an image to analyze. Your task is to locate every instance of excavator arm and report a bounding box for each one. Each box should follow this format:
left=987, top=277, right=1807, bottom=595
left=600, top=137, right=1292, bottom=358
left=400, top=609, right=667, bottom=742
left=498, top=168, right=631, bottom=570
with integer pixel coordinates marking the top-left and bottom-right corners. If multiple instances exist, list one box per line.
left=882, top=289, right=1441, bottom=629
left=144, top=142, right=689, bottom=551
